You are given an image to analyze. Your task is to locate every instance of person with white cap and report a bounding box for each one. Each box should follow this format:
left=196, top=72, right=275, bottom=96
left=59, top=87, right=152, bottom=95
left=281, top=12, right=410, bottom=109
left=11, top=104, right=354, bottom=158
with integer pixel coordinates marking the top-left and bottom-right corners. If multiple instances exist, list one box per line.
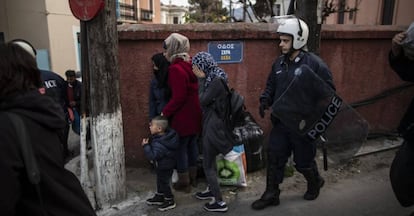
left=389, top=21, right=414, bottom=211
left=252, top=17, right=336, bottom=210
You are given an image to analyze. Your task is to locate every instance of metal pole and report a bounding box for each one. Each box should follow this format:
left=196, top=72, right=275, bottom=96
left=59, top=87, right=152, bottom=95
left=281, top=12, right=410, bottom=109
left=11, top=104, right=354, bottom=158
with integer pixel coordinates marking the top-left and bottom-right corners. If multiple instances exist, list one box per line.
left=79, top=20, right=96, bottom=208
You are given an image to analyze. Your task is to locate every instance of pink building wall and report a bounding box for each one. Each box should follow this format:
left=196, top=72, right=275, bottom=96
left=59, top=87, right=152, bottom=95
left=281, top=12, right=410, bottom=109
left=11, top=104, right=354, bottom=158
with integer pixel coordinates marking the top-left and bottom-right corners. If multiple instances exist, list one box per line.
left=324, top=0, right=414, bottom=25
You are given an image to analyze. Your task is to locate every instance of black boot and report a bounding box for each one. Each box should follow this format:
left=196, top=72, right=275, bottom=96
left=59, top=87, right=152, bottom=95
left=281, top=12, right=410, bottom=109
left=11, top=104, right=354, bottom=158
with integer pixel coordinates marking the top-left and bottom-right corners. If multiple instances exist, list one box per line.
left=173, top=172, right=191, bottom=193
left=251, top=187, right=280, bottom=210
left=299, top=167, right=325, bottom=200
left=251, top=156, right=281, bottom=210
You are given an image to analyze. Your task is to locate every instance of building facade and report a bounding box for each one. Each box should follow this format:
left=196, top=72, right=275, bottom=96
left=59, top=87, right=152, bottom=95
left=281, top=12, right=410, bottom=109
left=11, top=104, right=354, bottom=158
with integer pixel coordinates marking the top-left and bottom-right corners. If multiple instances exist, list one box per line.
left=118, top=0, right=162, bottom=24
left=0, top=0, right=81, bottom=75
left=322, top=0, right=414, bottom=25
left=0, top=0, right=161, bottom=76
left=160, top=3, right=188, bottom=24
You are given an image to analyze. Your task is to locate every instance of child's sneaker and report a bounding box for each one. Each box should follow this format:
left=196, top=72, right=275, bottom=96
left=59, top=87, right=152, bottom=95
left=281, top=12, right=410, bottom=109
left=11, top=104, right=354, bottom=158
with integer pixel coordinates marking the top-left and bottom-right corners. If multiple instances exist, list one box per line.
left=204, top=200, right=228, bottom=212
left=195, top=188, right=214, bottom=200
left=158, top=198, right=176, bottom=211
left=146, top=193, right=164, bottom=206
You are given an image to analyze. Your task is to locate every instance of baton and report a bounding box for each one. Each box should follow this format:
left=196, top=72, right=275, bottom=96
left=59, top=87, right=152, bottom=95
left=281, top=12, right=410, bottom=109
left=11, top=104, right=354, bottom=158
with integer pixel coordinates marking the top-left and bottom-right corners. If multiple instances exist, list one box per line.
left=320, top=136, right=328, bottom=171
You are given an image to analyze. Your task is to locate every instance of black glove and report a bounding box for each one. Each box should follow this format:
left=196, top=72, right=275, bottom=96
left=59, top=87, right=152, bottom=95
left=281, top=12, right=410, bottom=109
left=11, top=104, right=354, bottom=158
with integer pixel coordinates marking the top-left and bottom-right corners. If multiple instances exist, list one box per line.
left=259, top=102, right=268, bottom=118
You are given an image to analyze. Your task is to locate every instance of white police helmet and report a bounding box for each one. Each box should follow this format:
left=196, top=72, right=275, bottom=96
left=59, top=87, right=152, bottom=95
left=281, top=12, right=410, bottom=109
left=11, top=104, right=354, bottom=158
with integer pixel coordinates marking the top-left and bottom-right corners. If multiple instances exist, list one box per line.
left=10, top=39, right=37, bottom=59
left=277, top=18, right=309, bottom=50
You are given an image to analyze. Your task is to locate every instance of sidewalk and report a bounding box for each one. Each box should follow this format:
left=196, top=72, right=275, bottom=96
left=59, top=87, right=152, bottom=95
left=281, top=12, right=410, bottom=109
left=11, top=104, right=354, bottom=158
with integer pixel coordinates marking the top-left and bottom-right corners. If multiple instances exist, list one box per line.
left=89, top=137, right=407, bottom=216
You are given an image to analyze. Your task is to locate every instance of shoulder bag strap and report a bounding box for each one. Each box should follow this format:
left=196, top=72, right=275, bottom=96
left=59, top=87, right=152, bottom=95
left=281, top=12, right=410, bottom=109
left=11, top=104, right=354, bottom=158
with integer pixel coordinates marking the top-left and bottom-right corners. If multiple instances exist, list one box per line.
left=5, top=112, right=47, bottom=216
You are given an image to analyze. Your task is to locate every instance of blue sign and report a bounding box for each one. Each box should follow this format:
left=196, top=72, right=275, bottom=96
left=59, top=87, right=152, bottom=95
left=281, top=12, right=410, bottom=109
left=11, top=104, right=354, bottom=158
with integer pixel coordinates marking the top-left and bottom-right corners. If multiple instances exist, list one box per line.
left=207, top=41, right=243, bottom=63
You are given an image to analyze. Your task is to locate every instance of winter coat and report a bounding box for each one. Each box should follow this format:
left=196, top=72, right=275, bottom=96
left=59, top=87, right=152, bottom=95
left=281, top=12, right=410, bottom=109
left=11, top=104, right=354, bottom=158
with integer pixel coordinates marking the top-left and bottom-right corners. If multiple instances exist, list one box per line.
left=40, top=70, right=68, bottom=120
left=64, top=80, right=82, bottom=112
left=199, top=77, right=233, bottom=155
left=0, top=90, right=96, bottom=216
left=260, top=51, right=336, bottom=120
left=143, top=128, right=179, bottom=170
left=162, top=58, right=202, bottom=137
left=389, top=51, right=414, bottom=142
left=149, top=78, right=170, bottom=120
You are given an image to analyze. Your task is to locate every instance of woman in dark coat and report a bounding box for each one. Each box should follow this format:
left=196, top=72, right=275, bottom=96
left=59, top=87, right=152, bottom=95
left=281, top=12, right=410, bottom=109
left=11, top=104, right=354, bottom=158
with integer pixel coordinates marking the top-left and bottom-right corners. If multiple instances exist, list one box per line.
left=0, top=42, right=96, bottom=216
left=192, top=51, right=233, bottom=212
left=149, top=53, right=171, bottom=120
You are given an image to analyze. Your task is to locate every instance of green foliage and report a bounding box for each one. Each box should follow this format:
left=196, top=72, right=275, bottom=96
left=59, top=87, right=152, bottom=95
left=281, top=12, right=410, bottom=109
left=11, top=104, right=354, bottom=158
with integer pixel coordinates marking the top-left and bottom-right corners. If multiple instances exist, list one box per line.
left=185, top=0, right=230, bottom=23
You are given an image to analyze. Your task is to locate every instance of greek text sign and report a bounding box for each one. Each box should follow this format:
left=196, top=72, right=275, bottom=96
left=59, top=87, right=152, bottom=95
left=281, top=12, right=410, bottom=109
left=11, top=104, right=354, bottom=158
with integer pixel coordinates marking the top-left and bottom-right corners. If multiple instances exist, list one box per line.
left=208, top=41, right=243, bottom=63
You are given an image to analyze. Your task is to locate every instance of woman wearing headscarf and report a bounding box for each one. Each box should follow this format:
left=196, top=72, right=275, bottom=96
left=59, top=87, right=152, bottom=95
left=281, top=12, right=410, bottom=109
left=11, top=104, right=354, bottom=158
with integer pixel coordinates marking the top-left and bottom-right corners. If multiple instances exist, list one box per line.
left=192, top=51, right=233, bottom=212
left=149, top=53, right=171, bottom=120
left=161, top=33, right=202, bottom=193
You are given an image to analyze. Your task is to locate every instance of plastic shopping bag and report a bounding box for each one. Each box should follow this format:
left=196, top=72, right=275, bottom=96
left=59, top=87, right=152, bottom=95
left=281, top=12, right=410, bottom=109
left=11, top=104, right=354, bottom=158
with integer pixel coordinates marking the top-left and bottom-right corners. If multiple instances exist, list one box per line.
left=216, top=145, right=247, bottom=187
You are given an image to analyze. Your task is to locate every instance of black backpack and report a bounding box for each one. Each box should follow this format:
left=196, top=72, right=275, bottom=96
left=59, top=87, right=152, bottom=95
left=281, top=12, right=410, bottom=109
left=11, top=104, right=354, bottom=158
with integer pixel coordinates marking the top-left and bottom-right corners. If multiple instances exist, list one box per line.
left=220, top=79, right=246, bottom=130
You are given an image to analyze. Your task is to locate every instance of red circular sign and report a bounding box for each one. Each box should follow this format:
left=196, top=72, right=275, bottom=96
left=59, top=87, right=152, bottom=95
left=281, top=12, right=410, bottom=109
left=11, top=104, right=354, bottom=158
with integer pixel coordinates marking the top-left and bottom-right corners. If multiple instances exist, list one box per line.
left=69, top=0, right=105, bottom=21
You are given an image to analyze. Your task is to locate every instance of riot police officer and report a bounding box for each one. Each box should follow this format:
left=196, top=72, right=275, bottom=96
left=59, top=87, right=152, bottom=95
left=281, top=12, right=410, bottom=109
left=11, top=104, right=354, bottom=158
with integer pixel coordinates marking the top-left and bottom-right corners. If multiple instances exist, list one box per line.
left=252, top=17, right=336, bottom=210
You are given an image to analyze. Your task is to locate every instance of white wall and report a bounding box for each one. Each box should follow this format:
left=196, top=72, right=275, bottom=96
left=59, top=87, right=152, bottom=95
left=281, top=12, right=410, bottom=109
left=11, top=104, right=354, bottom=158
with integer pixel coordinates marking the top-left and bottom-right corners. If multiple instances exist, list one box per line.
left=45, top=0, right=80, bottom=75
left=0, top=0, right=80, bottom=76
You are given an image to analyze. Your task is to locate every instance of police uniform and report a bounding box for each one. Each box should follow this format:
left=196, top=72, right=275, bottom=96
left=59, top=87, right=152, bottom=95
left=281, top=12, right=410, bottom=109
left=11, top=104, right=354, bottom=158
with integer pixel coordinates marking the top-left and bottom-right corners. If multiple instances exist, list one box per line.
left=260, top=51, right=335, bottom=184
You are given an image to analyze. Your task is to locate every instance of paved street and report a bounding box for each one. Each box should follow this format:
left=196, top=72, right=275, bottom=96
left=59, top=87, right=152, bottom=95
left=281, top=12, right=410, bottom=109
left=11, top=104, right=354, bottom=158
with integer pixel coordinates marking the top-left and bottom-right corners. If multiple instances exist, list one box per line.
left=95, top=139, right=414, bottom=216
left=68, top=133, right=413, bottom=216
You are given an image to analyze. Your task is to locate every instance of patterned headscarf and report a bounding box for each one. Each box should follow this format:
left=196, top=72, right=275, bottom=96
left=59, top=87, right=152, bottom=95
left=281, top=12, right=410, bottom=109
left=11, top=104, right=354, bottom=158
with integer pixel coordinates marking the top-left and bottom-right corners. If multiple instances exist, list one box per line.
left=164, top=33, right=190, bottom=62
left=192, top=51, right=228, bottom=88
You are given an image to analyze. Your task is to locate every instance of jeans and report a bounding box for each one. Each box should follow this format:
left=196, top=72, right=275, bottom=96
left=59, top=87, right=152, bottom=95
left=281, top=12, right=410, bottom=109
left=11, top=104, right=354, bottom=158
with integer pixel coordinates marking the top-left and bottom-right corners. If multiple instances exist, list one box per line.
left=176, top=135, right=199, bottom=173
left=156, top=168, right=174, bottom=198
left=202, top=135, right=223, bottom=201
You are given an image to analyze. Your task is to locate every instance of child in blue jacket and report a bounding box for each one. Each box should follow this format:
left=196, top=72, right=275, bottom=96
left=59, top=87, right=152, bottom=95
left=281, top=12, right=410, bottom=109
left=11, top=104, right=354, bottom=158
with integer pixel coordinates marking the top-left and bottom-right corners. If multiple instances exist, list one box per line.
left=142, top=115, right=179, bottom=211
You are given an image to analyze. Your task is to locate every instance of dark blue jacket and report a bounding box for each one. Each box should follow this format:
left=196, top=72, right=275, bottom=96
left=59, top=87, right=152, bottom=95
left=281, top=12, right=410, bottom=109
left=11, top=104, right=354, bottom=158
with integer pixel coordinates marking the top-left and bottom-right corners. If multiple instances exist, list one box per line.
left=260, top=51, right=336, bottom=118
left=64, top=80, right=82, bottom=111
left=40, top=70, right=68, bottom=122
left=143, top=128, right=179, bottom=170
left=40, top=70, right=67, bottom=110
left=149, top=78, right=169, bottom=120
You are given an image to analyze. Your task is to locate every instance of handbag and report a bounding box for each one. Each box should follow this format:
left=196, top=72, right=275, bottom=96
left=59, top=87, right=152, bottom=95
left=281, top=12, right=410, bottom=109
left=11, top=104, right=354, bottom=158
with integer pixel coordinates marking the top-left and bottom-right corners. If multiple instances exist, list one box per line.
left=233, top=112, right=265, bottom=172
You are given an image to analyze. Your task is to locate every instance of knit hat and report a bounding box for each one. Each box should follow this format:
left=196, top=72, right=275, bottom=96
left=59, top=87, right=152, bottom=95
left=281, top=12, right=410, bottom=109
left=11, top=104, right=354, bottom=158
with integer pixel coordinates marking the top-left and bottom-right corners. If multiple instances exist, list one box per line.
left=163, top=33, right=190, bottom=62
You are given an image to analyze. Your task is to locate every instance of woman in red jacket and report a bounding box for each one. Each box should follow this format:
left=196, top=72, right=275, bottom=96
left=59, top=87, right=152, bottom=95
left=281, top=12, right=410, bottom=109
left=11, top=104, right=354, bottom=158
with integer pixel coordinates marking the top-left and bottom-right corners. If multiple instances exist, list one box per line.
left=162, top=33, right=202, bottom=192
